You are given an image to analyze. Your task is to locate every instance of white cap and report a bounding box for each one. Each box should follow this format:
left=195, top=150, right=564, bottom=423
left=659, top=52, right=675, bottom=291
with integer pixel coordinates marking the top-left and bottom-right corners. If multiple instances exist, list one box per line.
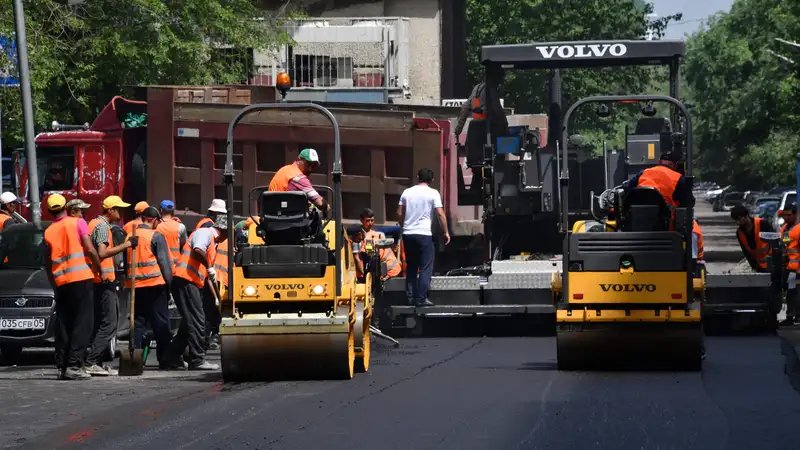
left=208, top=199, right=227, bottom=214
left=0, top=192, right=18, bottom=205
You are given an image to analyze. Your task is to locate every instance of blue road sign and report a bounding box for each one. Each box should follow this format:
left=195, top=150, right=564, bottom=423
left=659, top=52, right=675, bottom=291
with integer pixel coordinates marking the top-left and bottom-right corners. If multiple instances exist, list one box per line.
left=0, top=34, right=20, bottom=87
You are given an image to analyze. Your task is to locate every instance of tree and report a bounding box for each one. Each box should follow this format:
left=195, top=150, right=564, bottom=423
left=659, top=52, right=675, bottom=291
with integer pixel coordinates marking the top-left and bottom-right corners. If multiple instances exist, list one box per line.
left=465, top=0, right=681, bottom=152
left=0, top=0, right=295, bottom=148
left=684, top=0, right=800, bottom=187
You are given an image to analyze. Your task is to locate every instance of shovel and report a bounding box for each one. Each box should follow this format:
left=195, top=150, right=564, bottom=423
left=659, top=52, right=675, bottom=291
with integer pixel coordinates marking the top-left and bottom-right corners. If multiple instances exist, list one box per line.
left=119, top=227, right=145, bottom=376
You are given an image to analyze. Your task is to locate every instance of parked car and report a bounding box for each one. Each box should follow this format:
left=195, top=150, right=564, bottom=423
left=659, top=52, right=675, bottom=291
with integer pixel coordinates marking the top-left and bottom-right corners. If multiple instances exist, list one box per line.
left=773, top=191, right=797, bottom=230
left=748, top=195, right=778, bottom=215
left=756, top=200, right=779, bottom=222
left=714, top=191, right=743, bottom=212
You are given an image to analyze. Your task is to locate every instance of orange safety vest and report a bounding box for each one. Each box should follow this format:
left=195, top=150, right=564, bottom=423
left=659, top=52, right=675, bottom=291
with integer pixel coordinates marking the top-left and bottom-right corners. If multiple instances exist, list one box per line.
left=124, top=218, right=142, bottom=236
left=471, top=83, right=487, bottom=120
left=0, top=211, right=11, bottom=231
left=692, top=220, right=704, bottom=260
left=125, top=226, right=166, bottom=289
left=636, top=165, right=683, bottom=208
left=174, top=229, right=218, bottom=288
left=268, top=163, right=304, bottom=192
left=784, top=223, right=800, bottom=272
left=381, top=248, right=401, bottom=279
left=87, top=217, right=117, bottom=283
left=195, top=217, right=214, bottom=230
left=214, top=238, right=229, bottom=288
left=156, top=218, right=182, bottom=267
left=737, top=217, right=770, bottom=270
left=44, top=217, right=95, bottom=287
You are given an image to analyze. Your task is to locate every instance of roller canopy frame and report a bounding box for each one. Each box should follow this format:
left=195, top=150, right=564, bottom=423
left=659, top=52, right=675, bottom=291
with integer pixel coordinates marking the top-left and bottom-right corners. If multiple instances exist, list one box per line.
left=224, top=103, right=343, bottom=296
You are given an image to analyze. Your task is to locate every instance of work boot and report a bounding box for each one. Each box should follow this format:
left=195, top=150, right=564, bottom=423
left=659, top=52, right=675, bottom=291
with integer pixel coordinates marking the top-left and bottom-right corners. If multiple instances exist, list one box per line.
left=189, top=361, right=219, bottom=371
left=63, top=366, right=91, bottom=381
left=415, top=299, right=434, bottom=307
left=84, top=364, right=110, bottom=377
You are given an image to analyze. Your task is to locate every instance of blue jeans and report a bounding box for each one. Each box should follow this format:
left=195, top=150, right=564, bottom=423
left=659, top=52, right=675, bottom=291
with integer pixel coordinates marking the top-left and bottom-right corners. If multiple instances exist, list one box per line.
left=403, top=234, right=435, bottom=303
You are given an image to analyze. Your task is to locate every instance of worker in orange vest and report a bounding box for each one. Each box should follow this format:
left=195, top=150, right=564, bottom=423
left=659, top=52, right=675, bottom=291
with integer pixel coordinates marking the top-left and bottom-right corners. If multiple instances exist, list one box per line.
left=126, top=207, right=178, bottom=368
left=351, top=208, right=401, bottom=281
left=732, top=204, right=774, bottom=273
left=780, top=203, right=800, bottom=326
left=123, top=201, right=150, bottom=235
left=268, top=148, right=331, bottom=217
left=195, top=199, right=227, bottom=230
left=156, top=199, right=187, bottom=268
left=82, top=195, right=136, bottom=376
left=43, top=194, right=102, bottom=380
left=691, top=218, right=705, bottom=277
left=453, top=65, right=509, bottom=143
left=168, top=214, right=228, bottom=371
left=0, top=191, right=21, bottom=231
left=622, top=150, right=695, bottom=212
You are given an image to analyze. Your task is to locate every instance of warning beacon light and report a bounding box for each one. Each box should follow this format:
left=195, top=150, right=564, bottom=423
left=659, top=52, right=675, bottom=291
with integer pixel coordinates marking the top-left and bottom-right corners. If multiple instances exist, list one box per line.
left=276, top=72, right=292, bottom=100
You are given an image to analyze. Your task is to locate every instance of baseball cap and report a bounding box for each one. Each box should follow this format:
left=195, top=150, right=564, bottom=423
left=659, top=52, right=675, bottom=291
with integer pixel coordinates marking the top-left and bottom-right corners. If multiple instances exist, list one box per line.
left=0, top=192, right=18, bottom=205
left=160, top=200, right=175, bottom=210
left=134, top=201, right=150, bottom=214
left=141, top=206, right=161, bottom=219
left=65, top=199, right=91, bottom=210
left=102, top=195, right=131, bottom=210
left=299, top=148, right=320, bottom=164
left=46, top=194, right=67, bottom=211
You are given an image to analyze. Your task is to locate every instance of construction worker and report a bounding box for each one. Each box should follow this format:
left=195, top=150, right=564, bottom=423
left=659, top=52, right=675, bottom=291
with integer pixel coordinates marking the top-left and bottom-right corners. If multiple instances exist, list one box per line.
left=397, top=168, right=451, bottom=307
left=206, top=231, right=230, bottom=350
left=83, top=195, right=136, bottom=376
left=195, top=199, right=227, bottom=230
left=123, top=201, right=150, bottom=235
left=43, top=194, right=102, bottom=380
left=169, top=214, right=228, bottom=370
left=268, top=148, right=331, bottom=217
left=453, top=65, right=509, bottom=141
left=780, top=203, right=800, bottom=326
left=156, top=200, right=187, bottom=268
left=352, top=208, right=401, bottom=281
left=692, top=218, right=704, bottom=277
left=732, top=204, right=774, bottom=273
left=125, top=207, right=178, bottom=369
left=0, top=191, right=21, bottom=231
left=622, top=150, right=695, bottom=211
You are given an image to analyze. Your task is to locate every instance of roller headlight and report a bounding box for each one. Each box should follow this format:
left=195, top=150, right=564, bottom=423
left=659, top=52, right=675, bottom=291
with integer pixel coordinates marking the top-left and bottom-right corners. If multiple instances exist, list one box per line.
left=311, top=284, right=326, bottom=296
left=244, top=286, right=257, bottom=296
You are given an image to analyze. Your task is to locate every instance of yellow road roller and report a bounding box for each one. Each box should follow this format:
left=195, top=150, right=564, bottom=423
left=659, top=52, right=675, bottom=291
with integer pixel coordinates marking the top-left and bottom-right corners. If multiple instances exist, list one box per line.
left=218, top=103, right=373, bottom=381
left=551, top=94, right=703, bottom=371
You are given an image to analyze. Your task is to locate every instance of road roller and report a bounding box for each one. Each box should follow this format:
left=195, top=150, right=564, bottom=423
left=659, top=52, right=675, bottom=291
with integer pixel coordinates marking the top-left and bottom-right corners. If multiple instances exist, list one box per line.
left=218, top=102, right=373, bottom=381
left=551, top=95, right=703, bottom=371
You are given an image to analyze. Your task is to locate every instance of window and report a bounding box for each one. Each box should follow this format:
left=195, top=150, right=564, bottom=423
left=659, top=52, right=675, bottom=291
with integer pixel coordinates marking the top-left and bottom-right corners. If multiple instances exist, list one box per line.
left=37, top=146, right=75, bottom=193
left=0, top=227, right=45, bottom=270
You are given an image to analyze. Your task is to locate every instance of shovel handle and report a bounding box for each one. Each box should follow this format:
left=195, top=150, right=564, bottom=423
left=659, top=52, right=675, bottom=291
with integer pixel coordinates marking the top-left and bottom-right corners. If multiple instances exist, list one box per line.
left=129, top=226, right=137, bottom=352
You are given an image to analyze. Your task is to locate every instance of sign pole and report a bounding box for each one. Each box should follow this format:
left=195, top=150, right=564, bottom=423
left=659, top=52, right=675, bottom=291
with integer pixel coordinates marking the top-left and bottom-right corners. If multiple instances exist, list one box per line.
left=12, top=0, right=41, bottom=226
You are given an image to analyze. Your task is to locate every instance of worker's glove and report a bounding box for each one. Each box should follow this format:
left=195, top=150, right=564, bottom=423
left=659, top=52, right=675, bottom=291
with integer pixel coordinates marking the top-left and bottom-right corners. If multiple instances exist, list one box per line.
left=128, top=236, right=139, bottom=249
left=207, top=267, right=216, bottom=281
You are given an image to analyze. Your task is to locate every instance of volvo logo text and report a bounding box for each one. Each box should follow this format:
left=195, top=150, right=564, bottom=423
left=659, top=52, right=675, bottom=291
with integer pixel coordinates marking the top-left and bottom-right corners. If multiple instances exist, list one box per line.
left=265, top=284, right=305, bottom=290
left=599, top=284, right=656, bottom=292
left=535, top=43, right=628, bottom=59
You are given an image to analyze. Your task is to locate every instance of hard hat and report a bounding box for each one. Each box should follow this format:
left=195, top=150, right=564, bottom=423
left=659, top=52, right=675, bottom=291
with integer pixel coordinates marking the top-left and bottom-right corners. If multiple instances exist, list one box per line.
left=0, top=192, right=18, bottom=205
left=46, top=194, right=67, bottom=211
left=207, top=199, right=227, bottom=214
left=102, top=195, right=131, bottom=210
left=134, top=201, right=150, bottom=214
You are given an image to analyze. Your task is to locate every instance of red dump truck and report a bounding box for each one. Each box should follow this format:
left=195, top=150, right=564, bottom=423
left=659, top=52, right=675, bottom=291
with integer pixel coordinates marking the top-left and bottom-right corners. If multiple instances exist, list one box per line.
left=13, top=85, right=546, bottom=271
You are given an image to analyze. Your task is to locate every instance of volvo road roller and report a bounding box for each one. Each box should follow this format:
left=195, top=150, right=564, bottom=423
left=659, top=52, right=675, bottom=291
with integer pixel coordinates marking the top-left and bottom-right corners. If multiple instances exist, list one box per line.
left=551, top=94, right=704, bottom=371
left=219, top=102, right=373, bottom=381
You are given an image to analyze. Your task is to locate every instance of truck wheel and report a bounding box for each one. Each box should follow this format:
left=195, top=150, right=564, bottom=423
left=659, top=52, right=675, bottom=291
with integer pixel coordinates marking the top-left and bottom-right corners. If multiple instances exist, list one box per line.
left=0, top=343, right=23, bottom=362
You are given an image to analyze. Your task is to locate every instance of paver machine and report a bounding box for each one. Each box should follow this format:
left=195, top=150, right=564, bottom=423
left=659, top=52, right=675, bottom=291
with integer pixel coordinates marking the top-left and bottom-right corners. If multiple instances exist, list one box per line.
left=551, top=94, right=704, bottom=370
left=219, top=103, right=374, bottom=381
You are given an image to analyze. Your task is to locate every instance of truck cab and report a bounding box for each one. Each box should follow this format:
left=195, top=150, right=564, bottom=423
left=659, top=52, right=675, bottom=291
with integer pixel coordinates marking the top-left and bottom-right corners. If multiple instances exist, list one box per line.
left=14, top=97, right=147, bottom=222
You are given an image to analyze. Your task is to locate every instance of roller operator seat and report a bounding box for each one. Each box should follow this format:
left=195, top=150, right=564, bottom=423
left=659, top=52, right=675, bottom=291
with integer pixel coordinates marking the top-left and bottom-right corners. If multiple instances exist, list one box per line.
left=623, top=186, right=671, bottom=232
left=259, top=191, right=319, bottom=245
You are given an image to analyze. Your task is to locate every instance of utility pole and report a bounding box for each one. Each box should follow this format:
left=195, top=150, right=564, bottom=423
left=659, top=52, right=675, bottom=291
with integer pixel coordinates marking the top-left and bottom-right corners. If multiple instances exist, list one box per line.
left=12, top=0, right=41, bottom=226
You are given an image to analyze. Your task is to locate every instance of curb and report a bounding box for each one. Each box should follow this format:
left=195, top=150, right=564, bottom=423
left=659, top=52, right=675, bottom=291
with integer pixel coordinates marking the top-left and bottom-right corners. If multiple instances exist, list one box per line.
left=778, top=331, right=800, bottom=393
left=703, top=248, right=745, bottom=263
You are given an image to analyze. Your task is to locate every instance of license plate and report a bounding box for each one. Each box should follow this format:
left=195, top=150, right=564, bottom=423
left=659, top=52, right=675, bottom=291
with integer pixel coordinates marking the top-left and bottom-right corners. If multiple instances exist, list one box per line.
left=0, top=317, right=46, bottom=330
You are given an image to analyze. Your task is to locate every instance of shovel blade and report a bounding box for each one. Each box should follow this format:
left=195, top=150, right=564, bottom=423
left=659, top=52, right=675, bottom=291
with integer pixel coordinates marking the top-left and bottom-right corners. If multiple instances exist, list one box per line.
left=119, top=349, right=145, bottom=376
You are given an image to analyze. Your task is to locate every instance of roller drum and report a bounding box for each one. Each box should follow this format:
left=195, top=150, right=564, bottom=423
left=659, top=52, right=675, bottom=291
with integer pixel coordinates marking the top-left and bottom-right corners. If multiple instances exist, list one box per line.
left=556, top=322, right=703, bottom=371
left=354, top=300, right=371, bottom=373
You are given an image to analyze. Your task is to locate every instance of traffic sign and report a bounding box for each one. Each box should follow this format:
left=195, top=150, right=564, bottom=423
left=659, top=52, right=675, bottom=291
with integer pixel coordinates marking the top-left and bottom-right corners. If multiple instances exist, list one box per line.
left=0, top=34, right=20, bottom=87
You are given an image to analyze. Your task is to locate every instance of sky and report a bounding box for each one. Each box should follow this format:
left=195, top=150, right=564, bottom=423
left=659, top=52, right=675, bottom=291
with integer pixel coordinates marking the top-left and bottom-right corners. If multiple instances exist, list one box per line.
left=652, top=0, right=735, bottom=39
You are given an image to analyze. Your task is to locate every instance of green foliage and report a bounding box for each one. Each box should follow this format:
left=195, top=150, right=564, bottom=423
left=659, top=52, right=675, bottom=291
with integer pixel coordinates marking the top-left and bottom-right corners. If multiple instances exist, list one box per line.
left=465, top=0, right=681, bottom=153
left=0, top=0, right=295, bottom=149
left=684, top=0, right=800, bottom=188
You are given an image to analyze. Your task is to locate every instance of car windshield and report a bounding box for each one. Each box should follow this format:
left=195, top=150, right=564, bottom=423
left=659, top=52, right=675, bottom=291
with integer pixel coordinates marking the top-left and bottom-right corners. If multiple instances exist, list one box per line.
left=755, top=197, right=778, bottom=205
left=0, top=227, right=45, bottom=270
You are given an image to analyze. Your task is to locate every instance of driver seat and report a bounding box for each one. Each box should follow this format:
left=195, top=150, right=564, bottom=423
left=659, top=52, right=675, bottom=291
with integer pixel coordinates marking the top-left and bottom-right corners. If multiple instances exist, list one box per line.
left=623, top=186, right=671, bottom=232
left=259, top=191, right=315, bottom=245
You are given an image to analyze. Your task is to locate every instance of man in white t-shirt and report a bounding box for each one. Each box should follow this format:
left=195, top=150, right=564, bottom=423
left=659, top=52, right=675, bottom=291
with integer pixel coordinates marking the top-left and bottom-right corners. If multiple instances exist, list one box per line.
left=397, top=168, right=450, bottom=307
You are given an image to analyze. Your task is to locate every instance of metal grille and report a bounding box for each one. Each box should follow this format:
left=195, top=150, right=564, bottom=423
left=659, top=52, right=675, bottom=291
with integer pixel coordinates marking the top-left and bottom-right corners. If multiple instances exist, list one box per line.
left=251, top=18, right=409, bottom=92
left=0, top=296, right=54, bottom=308
left=576, top=237, right=676, bottom=253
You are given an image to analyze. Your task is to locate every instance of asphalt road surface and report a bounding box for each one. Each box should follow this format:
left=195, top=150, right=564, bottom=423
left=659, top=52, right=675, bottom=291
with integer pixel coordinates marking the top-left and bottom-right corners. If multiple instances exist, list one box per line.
left=2, top=334, right=800, bottom=450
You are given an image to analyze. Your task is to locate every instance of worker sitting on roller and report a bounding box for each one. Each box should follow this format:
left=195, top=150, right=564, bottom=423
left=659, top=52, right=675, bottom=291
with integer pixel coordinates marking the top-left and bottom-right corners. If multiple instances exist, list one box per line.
left=621, top=148, right=695, bottom=212
left=780, top=202, right=800, bottom=326
left=453, top=65, right=509, bottom=143
left=268, top=148, right=331, bottom=217
left=195, top=199, right=227, bottom=230
left=731, top=204, right=774, bottom=273
left=351, top=208, right=401, bottom=282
